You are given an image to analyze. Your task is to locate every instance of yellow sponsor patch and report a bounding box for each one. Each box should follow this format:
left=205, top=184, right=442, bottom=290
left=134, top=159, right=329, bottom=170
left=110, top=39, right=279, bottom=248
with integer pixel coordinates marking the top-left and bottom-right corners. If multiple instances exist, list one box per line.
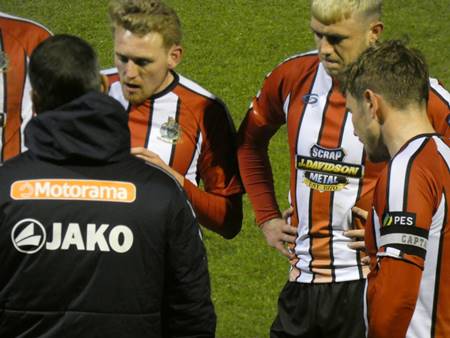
left=296, top=155, right=363, bottom=179
left=11, top=179, right=136, bottom=203
left=303, top=177, right=347, bottom=192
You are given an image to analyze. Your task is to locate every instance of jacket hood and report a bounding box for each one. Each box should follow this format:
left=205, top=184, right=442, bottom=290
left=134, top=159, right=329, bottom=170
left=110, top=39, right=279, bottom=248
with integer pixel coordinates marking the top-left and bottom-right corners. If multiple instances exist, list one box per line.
left=25, top=92, right=130, bottom=163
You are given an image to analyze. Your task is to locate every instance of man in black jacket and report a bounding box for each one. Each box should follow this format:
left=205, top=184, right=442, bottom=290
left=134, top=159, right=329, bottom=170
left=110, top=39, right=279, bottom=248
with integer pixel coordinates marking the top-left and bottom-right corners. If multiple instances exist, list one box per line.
left=0, top=34, right=215, bottom=338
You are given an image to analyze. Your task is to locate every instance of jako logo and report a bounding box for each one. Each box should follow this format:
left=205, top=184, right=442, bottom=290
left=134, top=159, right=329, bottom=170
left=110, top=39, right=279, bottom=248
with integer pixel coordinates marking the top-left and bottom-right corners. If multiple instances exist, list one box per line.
left=11, top=219, right=134, bottom=254
left=302, top=94, right=319, bottom=105
left=11, top=219, right=47, bottom=254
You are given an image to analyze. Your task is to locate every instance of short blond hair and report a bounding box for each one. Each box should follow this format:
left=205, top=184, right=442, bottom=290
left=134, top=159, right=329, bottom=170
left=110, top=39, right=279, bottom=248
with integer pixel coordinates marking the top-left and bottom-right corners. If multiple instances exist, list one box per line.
left=108, top=0, right=182, bottom=48
left=311, top=0, right=382, bottom=24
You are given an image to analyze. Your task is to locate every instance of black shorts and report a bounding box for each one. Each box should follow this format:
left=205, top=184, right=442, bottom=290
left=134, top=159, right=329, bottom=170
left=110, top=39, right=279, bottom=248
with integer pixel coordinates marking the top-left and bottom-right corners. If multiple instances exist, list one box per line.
left=270, top=280, right=366, bottom=338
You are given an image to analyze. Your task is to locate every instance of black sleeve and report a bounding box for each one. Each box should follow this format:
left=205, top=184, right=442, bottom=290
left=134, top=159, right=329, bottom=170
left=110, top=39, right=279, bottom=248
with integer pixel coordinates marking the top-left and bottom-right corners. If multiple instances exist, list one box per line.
left=161, top=191, right=216, bottom=338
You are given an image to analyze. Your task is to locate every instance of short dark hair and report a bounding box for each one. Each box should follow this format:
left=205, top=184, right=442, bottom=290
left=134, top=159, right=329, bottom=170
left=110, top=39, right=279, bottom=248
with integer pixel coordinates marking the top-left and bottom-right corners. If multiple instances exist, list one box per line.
left=344, top=40, right=429, bottom=109
left=29, top=34, right=101, bottom=113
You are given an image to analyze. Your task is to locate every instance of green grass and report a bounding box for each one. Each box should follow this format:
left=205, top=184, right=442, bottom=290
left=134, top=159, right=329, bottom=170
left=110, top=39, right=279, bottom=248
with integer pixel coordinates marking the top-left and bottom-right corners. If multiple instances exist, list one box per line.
left=2, top=1, right=449, bottom=336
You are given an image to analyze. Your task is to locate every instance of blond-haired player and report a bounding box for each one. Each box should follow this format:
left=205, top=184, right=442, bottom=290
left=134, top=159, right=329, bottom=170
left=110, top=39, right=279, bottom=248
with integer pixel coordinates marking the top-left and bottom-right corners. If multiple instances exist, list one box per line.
left=105, top=0, right=243, bottom=239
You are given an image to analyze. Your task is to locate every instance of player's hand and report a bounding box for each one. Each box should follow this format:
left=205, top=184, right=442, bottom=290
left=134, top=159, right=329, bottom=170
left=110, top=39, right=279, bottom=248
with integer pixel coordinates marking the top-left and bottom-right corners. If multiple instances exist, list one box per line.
left=260, top=218, right=297, bottom=259
left=344, top=206, right=368, bottom=251
left=131, top=147, right=185, bottom=185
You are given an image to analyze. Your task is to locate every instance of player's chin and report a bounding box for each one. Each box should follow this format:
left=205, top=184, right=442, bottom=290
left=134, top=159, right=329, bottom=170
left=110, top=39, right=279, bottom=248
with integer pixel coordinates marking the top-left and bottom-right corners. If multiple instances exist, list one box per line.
left=125, top=93, right=146, bottom=105
left=323, top=65, right=343, bottom=77
left=367, top=148, right=390, bottom=163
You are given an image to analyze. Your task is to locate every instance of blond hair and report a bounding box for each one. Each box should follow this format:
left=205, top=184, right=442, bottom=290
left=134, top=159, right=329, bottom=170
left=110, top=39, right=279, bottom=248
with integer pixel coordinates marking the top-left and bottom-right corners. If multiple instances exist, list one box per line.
left=344, top=40, right=429, bottom=109
left=311, top=0, right=382, bottom=24
left=108, top=0, right=182, bottom=48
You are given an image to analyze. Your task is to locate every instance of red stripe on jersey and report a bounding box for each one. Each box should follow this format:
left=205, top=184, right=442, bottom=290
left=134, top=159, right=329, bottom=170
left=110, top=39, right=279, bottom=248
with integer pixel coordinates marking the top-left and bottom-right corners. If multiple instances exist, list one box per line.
left=1, top=30, right=26, bottom=161
left=366, top=135, right=450, bottom=337
left=128, top=101, right=152, bottom=148
left=0, top=14, right=51, bottom=161
left=309, top=88, right=348, bottom=282
left=170, top=85, right=204, bottom=176
left=287, top=57, right=319, bottom=231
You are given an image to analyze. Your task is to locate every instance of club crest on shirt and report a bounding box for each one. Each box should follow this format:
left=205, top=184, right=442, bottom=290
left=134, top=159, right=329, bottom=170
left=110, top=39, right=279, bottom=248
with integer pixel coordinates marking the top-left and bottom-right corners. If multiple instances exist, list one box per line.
left=159, top=117, right=181, bottom=144
left=296, top=144, right=364, bottom=192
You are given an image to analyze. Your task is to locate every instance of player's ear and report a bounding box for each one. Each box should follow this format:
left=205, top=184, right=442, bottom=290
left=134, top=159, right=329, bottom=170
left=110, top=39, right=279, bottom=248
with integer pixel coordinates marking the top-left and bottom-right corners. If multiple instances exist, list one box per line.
left=99, top=74, right=109, bottom=94
left=368, top=21, right=384, bottom=45
left=364, top=89, right=383, bottom=123
left=167, top=44, right=183, bottom=70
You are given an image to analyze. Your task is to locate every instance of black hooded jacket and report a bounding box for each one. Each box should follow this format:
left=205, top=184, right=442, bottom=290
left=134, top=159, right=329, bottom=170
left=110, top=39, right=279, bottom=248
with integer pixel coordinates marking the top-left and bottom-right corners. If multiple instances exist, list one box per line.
left=0, top=92, right=215, bottom=338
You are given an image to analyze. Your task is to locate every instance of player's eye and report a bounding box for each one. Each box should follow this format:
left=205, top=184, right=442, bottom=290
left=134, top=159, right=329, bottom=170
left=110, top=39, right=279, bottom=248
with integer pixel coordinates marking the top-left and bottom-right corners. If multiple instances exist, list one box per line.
left=117, top=55, right=129, bottom=64
left=327, top=35, right=345, bottom=45
left=134, top=58, right=152, bottom=67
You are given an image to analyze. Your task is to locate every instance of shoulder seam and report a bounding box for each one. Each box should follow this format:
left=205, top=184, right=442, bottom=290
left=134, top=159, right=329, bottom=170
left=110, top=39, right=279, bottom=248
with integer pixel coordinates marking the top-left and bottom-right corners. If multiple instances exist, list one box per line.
left=0, top=12, right=52, bottom=34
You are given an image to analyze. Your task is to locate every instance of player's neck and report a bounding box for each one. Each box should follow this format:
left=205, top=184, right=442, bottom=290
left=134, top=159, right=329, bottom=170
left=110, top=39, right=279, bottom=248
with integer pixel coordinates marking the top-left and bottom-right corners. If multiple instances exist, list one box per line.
left=382, top=106, right=435, bottom=157
left=153, top=70, right=175, bottom=97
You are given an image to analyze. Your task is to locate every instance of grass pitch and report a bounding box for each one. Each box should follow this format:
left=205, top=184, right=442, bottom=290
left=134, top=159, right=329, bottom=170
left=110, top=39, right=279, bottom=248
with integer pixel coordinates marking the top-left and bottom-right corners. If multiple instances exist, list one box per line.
left=2, top=1, right=449, bottom=336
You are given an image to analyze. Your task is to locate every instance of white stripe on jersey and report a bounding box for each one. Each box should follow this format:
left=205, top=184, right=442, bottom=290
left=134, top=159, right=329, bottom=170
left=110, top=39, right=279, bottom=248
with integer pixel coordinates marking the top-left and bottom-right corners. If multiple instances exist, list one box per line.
left=178, top=74, right=216, bottom=100
left=184, top=132, right=202, bottom=186
left=406, top=194, right=447, bottom=338
left=298, top=265, right=363, bottom=283
left=283, top=93, right=291, bottom=121
left=265, top=50, right=318, bottom=79
left=333, top=113, right=364, bottom=230
left=388, top=137, right=427, bottom=211
left=434, top=136, right=450, bottom=168
left=333, top=228, right=363, bottom=281
left=364, top=279, right=369, bottom=338
left=283, top=50, right=318, bottom=63
left=20, top=69, right=32, bottom=153
left=295, top=62, right=332, bottom=283
left=101, top=67, right=118, bottom=76
left=373, top=207, right=381, bottom=249
left=148, top=93, right=179, bottom=165
left=332, top=112, right=364, bottom=278
left=109, top=82, right=128, bottom=109
left=430, top=78, right=450, bottom=106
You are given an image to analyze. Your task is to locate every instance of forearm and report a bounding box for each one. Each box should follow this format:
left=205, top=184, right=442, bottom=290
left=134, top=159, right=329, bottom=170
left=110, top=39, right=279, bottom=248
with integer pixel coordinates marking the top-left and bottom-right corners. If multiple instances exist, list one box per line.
left=183, top=179, right=242, bottom=239
left=368, top=257, right=422, bottom=338
left=237, top=114, right=281, bottom=224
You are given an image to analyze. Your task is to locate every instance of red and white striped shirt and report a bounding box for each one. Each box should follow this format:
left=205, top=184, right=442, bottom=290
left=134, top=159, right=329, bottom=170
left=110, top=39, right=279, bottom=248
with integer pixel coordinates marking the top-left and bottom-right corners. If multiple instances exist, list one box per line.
left=238, top=52, right=450, bottom=283
left=106, top=69, right=243, bottom=236
left=365, top=134, right=450, bottom=338
left=0, top=12, right=51, bottom=162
